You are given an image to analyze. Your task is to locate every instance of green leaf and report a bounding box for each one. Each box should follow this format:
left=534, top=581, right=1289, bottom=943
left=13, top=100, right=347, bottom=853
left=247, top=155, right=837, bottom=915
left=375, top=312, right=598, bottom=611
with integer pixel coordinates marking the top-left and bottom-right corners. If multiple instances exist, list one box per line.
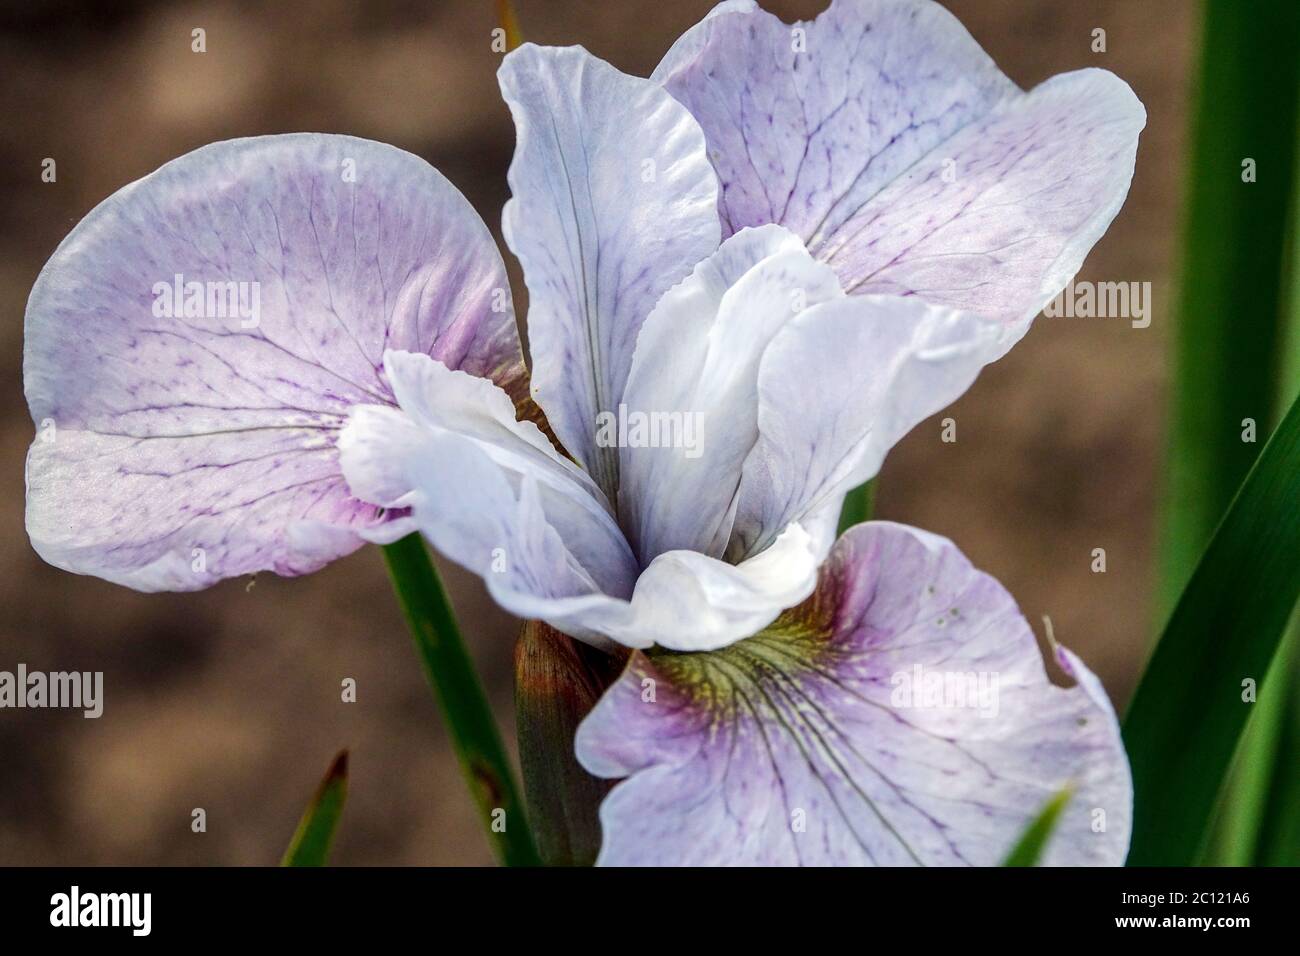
left=1001, top=786, right=1073, bottom=867
left=1251, top=632, right=1300, bottom=866
left=382, top=533, right=540, bottom=866
left=1124, top=391, right=1300, bottom=866
left=1157, top=0, right=1300, bottom=865
left=1155, top=0, right=1300, bottom=623
left=1218, top=89, right=1300, bottom=868
left=281, top=750, right=349, bottom=867
left=1202, top=622, right=1299, bottom=864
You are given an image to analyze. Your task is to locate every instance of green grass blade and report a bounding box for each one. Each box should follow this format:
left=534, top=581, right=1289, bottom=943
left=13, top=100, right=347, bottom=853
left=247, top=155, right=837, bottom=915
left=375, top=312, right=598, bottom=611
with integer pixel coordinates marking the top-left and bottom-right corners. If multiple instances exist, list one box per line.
left=1238, top=118, right=1300, bottom=868
left=1193, top=8, right=1300, bottom=863
left=1202, top=651, right=1288, bottom=864
left=1124, top=392, right=1300, bottom=866
left=1001, top=787, right=1073, bottom=867
left=281, top=750, right=349, bottom=867
left=1252, top=631, right=1300, bottom=866
left=383, top=533, right=540, bottom=866
left=1156, top=0, right=1300, bottom=623
left=1203, top=624, right=1298, bottom=864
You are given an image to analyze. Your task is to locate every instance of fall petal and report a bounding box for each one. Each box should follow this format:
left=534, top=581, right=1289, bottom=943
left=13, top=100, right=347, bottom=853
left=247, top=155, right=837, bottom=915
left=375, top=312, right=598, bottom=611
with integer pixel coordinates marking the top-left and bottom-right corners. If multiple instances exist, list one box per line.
left=820, top=68, right=1145, bottom=338
left=650, top=0, right=758, bottom=83
left=578, top=521, right=1132, bottom=865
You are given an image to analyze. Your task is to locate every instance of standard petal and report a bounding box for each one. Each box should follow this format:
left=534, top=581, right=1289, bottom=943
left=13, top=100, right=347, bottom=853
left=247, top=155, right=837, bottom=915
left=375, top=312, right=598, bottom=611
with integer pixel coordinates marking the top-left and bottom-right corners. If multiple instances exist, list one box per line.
left=24, top=134, right=524, bottom=590
left=577, top=522, right=1132, bottom=866
left=339, top=350, right=638, bottom=600
left=727, top=295, right=1004, bottom=562
left=661, top=0, right=1144, bottom=336
left=499, top=44, right=721, bottom=497
left=616, top=225, right=842, bottom=563
left=819, top=68, right=1146, bottom=338
left=649, top=0, right=758, bottom=83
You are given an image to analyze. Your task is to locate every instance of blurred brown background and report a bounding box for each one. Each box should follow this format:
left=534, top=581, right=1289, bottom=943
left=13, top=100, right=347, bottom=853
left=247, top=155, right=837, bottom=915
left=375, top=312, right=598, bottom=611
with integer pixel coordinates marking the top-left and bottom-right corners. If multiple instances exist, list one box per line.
left=0, top=0, right=1190, bottom=864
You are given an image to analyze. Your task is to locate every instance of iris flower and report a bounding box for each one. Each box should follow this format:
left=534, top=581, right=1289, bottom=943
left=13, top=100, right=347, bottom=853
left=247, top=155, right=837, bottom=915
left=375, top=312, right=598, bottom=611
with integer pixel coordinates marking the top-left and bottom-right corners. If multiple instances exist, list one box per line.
left=24, top=0, right=1143, bottom=865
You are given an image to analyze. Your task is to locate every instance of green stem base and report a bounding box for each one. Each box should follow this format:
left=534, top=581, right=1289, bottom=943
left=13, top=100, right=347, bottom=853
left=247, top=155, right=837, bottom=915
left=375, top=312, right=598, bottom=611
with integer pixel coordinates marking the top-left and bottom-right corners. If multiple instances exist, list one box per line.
left=382, top=534, right=539, bottom=866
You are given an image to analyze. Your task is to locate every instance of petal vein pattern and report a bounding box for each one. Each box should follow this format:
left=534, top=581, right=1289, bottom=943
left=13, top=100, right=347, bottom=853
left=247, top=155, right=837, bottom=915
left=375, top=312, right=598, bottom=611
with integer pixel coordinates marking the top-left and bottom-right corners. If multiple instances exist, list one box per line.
left=658, top=0, right=1145, bottom=341
left=499, top=44, right=722, bottom=499
left=24, top=134, right=524, bottom=590
left=577, top=522, right=1133, bottom=866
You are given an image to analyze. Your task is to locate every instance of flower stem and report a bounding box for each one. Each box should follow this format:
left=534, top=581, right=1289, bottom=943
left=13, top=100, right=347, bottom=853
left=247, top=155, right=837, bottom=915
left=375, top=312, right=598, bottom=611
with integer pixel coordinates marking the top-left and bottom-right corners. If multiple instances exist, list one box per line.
left=382, top=533, right=540, bottom=866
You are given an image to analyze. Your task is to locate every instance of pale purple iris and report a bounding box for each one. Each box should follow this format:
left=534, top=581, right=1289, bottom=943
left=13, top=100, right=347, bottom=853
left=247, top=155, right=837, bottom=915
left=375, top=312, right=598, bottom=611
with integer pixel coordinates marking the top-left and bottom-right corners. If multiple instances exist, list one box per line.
left=24, top=0, right=1144, bottom=865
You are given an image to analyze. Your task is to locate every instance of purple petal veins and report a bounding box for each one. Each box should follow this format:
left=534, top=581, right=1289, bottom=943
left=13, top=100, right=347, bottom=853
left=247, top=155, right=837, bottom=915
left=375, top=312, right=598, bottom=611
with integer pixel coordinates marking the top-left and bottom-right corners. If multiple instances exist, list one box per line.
left=24, top=134, right=524, bottom=589
left=576, top=522, right=1133, bottom=866
left=499, top=44, right=722, bottom=501
left=656, top=0, right=1146, bottom=346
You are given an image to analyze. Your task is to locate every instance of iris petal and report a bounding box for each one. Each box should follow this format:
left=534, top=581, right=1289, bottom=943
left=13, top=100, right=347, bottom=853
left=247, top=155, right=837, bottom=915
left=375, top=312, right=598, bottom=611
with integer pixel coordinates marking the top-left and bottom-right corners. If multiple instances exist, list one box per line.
left=659, top=0, right=1144, bottom=338
left=578, top=521, right=1132, bottom=865
left=24, top=134, right=524, bottom=589
left=617, top=224, right=841, bottom=564
left=728, top=294, right=1004, bottom=561
left=341, top=354, right=819, bottom=652
left=499, top=43, right=721, bottom=499
left=339, top=350, right=638, bottom=600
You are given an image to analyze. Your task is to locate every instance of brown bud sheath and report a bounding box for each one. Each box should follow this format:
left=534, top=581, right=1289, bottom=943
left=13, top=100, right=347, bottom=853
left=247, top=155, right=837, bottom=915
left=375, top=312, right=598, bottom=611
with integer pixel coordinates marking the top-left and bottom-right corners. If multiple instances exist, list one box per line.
left=514, top=621, right=625, bottom=866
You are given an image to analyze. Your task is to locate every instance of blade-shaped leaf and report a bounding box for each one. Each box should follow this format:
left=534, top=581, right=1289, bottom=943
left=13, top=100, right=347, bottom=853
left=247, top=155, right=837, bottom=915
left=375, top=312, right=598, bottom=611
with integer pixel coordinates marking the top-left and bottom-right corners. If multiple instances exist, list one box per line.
left=1155, top=0, right=1300, bottom=624
left=1252, top=634, right=1300, bottom=866
left=1207, top=105, right=1300, bottom=867
left=1001, top=787, right=1073, bottom=867
left=1149, top=0, right=1300, bottom=869
left=1124, top=391, right=1300, bottom=866
left=281, top=750, right=349, bottom=867
left=1202, top=613, right=1298, bottom=865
